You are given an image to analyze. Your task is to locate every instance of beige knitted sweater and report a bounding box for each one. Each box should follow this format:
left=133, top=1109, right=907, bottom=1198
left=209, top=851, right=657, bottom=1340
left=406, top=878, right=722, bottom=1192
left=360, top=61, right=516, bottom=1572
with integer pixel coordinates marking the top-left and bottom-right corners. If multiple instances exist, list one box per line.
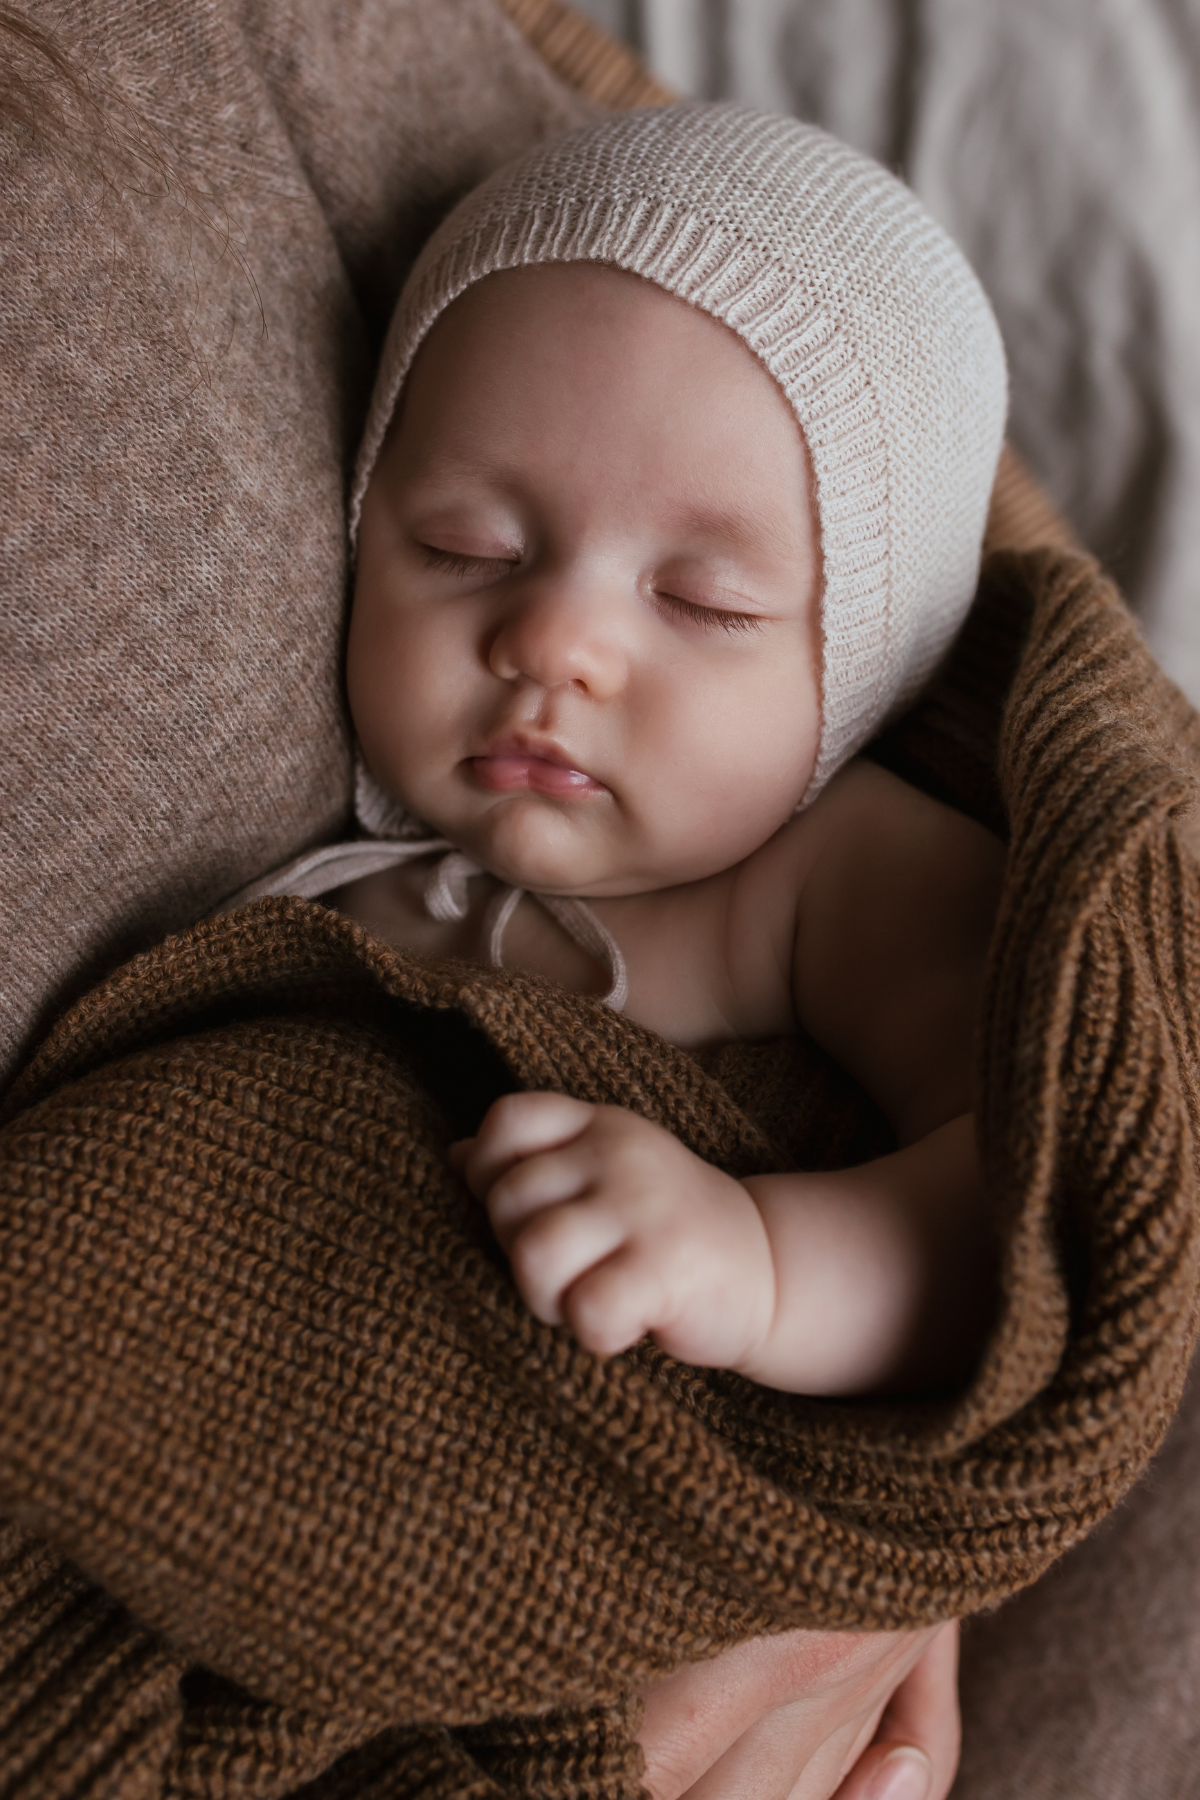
left=3, top=545, right=1199, bottom=1797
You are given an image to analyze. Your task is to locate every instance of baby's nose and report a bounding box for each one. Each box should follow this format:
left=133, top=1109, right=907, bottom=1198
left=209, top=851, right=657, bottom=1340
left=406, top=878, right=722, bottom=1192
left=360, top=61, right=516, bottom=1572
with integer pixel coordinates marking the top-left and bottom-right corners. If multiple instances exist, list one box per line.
left=485, top=577, right=628, bottom=698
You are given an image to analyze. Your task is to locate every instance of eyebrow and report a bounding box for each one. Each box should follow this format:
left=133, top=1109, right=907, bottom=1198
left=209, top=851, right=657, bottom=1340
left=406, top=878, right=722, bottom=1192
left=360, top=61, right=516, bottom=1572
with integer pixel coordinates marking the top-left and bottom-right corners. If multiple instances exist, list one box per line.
left=673, top=498, right=804, bottom=564
left=403, top=453, right=807, bottom=565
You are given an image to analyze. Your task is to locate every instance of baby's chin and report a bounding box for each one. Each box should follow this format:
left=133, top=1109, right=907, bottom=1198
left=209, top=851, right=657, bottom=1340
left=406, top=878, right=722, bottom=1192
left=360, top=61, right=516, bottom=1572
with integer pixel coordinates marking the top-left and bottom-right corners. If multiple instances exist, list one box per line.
left=444, top=793, right=661, bottom=898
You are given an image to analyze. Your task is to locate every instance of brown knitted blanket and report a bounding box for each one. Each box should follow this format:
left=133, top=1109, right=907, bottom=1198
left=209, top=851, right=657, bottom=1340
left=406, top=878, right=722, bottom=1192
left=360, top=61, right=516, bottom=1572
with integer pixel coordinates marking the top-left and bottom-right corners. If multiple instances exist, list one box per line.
left=3, top=547, right=1200, bottom=1797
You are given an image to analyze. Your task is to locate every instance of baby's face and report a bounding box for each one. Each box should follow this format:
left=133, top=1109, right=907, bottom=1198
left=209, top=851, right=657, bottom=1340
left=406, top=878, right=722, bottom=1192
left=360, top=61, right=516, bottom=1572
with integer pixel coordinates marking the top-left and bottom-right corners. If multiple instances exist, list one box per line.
left=350, top=263, right=821, bottom=898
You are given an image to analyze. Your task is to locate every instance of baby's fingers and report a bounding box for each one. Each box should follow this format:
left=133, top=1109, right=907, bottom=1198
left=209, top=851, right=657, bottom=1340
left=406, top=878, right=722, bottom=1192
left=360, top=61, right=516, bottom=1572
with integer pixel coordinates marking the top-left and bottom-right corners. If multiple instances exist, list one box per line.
left=507, top=1198, right=629, bottom=1328
left=456, top=1092, right=595, bottom=1198
left=564, top=1246, right=666, bottom=1357
left=486, top=1144, right=593, bottom=1247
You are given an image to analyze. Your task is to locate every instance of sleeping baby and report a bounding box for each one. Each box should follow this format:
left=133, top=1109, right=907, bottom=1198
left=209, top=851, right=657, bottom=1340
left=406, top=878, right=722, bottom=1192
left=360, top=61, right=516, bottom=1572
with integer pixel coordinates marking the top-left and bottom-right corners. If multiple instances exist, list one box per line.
left=251, top=103, right=1008, bottom=1397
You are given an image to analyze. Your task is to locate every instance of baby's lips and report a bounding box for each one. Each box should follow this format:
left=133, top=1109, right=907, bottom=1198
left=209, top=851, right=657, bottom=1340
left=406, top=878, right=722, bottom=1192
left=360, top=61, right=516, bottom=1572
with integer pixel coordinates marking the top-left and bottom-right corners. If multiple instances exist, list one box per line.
left=469, top=753, right=606, bottom=798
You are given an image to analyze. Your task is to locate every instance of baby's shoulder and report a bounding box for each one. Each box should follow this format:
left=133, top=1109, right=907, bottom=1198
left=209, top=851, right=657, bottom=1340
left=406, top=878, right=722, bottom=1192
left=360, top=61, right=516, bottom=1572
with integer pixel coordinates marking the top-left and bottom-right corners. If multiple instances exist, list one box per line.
left=728, top=754, right=1005, bottom=1010
left=759, top=759, right=1005, bottom=1134
left=729, top=754, right=977, bottom=901
left=800, top=753, right=981, bottom=839
left=757, top=757, right=1003, bottom=899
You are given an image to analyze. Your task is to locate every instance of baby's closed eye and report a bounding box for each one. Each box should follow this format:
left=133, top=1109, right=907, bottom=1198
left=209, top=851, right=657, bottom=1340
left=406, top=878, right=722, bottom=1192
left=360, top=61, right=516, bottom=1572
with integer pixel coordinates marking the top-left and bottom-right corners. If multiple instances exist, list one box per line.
left=421, top=544, right=517, bottom=581
left=652, top=588, right=765, bottom=634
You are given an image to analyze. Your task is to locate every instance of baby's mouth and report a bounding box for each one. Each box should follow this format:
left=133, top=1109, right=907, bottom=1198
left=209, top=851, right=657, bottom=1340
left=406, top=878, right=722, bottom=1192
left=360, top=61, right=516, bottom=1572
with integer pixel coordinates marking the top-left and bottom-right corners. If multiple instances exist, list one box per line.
left=468, top=738, right=607, bottom=798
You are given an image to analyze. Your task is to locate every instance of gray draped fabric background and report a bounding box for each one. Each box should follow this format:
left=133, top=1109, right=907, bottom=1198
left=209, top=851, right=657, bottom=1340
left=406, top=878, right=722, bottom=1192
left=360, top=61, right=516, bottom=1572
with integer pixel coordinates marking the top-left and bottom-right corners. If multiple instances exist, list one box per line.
left=579, top=0, right=1200, bottom=709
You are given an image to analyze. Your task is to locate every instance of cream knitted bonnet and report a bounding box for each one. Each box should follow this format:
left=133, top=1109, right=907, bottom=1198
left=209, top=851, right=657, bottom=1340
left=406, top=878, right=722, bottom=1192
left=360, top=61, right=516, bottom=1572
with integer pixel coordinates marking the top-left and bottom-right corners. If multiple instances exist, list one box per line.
left=351, top=101, right=1007, bottom=825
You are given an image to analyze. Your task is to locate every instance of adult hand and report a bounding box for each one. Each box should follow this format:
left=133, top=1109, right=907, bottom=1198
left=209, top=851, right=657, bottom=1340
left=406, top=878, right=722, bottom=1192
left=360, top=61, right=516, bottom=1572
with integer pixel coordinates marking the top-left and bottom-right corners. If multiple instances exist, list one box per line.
left=638, top=1620, right=960, bottom=1800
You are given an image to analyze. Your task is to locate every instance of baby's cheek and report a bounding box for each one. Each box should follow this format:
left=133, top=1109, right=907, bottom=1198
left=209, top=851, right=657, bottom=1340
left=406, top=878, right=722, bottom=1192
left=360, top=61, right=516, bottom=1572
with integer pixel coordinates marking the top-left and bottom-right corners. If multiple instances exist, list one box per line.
left=350, top=623, right=464, bottom=797
left=637, top=665, right=818, bottom=868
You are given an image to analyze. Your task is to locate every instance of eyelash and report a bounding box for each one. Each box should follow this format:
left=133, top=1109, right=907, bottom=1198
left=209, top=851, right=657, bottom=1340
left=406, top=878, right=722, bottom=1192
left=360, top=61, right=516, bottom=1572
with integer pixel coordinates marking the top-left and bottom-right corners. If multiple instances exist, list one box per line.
left=656, top=592, right=764, bottom=635
left=422, top=546, right=514, bottom=580
left=421, top=546, right=761, bottom=633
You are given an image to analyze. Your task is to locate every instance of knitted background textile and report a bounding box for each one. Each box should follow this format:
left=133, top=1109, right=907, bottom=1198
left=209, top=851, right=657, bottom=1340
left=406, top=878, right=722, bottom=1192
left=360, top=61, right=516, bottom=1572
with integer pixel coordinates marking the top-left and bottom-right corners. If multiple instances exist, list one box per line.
left=0, top=0, right=593, bottom=1087
left=2, top=547, right=1199, bottom=1797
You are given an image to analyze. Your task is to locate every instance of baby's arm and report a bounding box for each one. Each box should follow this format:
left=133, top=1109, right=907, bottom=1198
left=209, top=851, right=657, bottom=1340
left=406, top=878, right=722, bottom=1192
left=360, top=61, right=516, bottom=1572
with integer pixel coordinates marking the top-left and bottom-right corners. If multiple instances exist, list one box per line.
left=734, top=758, right=1004, bottom=1390
left=456, top=1096, right=988, bottom=1395
left=740, top=1116, right=990, bottom=1391
left=787, top=759, right=1004, bottom=1149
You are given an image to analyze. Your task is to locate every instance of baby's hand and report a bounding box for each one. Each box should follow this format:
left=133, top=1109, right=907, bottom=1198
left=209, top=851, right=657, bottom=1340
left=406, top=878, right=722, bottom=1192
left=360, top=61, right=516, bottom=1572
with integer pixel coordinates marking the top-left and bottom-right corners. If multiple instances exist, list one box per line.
left=453, top=1093, right=775, bottom=1367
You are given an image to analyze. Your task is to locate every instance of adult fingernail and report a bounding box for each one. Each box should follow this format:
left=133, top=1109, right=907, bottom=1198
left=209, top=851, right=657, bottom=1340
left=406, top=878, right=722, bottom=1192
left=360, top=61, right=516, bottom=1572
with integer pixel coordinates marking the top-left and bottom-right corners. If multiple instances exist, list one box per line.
left=866, top=1747, right=932, bottom=1800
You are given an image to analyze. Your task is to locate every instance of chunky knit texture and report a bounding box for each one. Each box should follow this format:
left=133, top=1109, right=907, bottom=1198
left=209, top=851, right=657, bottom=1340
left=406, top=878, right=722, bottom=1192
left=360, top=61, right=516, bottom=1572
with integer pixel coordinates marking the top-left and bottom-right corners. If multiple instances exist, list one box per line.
left=3, top=545, right=1200, bottom=1797
left=352, top=102, right=1008, bottom=802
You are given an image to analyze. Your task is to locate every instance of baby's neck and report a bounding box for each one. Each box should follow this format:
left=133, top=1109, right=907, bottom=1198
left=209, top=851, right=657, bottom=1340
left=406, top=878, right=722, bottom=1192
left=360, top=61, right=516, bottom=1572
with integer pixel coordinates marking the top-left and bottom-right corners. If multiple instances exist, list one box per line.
left=336, top=855, right=614, bottom=1002
left=334, top=833, right=804, bottom=1054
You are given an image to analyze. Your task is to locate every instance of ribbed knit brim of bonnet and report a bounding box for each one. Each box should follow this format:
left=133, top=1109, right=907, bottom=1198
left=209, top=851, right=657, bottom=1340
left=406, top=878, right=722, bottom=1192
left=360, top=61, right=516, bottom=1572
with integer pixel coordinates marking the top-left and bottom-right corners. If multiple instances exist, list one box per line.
left=350, top=102, right=1007, bottom=840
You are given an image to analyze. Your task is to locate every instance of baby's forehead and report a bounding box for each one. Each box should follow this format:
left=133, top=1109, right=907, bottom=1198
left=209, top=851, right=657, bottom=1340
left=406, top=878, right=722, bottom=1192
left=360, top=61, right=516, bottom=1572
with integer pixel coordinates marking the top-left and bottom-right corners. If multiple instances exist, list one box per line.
left=425, top=259, right=761, bottom=360
left=391, top=261, right=814, bottom=529
left=412, top=261, right=804, bottom=440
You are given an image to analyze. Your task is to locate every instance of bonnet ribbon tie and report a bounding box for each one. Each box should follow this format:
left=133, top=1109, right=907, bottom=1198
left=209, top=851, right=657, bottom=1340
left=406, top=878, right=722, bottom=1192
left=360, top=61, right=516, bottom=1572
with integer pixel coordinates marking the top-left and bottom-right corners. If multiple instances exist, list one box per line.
left=423, top=849, right=627, bottom=1010
left=219, top=838, right=627, bottom=1011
